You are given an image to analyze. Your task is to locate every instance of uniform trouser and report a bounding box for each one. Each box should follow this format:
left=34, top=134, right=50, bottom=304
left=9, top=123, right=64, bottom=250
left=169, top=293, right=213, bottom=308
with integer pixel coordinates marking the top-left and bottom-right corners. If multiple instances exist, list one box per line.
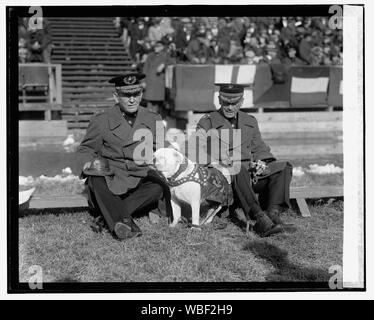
left=87, top=176, right=164, bottom=232
left=232, top=163, right=293, bottom=220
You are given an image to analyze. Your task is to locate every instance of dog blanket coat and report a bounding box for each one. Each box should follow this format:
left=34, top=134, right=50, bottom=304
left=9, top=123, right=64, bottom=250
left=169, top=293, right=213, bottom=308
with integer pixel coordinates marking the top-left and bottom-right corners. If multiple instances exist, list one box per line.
left=167, top=164, right=233, bottom=208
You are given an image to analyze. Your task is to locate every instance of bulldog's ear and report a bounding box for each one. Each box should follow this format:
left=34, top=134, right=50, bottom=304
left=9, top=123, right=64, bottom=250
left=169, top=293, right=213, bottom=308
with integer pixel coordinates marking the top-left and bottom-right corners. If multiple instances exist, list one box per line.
left=172, top=150, right=184, bottom=163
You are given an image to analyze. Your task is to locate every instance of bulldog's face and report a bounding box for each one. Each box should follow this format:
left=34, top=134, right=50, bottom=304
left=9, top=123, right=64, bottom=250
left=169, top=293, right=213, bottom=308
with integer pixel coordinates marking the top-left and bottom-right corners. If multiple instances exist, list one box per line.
left=153, top=148, right=184, bottom=179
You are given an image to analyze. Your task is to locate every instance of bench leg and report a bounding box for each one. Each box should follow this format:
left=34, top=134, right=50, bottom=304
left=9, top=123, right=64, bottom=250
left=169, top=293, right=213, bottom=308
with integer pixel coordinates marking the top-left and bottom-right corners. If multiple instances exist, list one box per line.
left=296, top=198, right=311, bottom=217
left=44, top=110, right=52, bottom=121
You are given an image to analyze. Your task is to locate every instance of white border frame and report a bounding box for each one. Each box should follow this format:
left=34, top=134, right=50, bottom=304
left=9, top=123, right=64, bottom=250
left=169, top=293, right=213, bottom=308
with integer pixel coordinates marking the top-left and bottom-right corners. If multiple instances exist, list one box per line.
left=1, top=0, right=371, bottom=300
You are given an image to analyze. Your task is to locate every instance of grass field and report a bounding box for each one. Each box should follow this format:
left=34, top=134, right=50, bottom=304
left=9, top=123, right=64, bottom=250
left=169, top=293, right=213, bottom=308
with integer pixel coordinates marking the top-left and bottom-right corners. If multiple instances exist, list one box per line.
left=19, top=200, right=343, bottom=283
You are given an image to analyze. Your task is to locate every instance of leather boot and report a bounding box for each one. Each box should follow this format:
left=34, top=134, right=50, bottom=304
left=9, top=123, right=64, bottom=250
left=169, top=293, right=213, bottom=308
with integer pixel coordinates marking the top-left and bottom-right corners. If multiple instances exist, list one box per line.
left=253, top=211, right=284, bottom=237
left=267, top=205, right=295, bottom=227
left=114, top=217, right=141, bottom=240
left=267, top=209, right=287, bottom=226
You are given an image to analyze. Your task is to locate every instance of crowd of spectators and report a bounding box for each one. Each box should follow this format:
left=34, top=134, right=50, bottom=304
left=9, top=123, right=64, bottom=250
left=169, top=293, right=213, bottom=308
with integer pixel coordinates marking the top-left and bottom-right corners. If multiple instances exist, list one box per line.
left=115, top=16, right=343, bottom=69
left=18, top=16, right=343, bottom=67
left=18, top=17, right=52, bottom=63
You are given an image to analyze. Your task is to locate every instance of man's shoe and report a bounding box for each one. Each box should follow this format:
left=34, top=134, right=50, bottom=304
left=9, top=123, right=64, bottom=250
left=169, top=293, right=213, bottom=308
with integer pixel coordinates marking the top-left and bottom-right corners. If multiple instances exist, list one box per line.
left=253, top=212, right=284, bottom=238
left=267, top=207, right=295, bottom=227
left=267, top=209, right=286, bottom=226
left=114, top=218, right=141, bottom=240
left=260, top=224, right=284, bottom=238
left=114, top=221, right=133, bottom=240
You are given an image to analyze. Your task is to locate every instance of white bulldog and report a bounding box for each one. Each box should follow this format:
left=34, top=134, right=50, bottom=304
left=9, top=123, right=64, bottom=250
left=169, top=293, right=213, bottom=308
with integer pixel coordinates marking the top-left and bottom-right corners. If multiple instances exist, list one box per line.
left=152, top=148, right=232, bottom=228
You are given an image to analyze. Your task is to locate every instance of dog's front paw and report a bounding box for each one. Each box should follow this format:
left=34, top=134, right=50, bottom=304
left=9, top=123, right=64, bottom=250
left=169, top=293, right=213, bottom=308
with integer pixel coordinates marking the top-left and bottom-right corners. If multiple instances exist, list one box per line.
left=190, top=224, right=202, bottom=231
left=169, top=221, right=179, bottom=228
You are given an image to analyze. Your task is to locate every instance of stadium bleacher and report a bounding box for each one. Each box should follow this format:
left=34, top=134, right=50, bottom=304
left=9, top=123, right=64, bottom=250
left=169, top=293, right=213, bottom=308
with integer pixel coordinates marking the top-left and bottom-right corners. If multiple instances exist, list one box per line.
left=48, top=17, right=135, bottom=129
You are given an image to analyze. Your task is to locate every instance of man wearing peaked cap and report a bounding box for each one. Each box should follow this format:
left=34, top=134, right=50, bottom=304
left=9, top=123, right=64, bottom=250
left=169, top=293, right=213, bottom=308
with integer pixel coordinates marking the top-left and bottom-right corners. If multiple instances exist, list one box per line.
left=214, top=83, right=249, bottom=118
left=109, top=72, right=144, bottom=93
left=76, top=72, right=171, bottom=241
left=196, top=83, right=295, bottom=237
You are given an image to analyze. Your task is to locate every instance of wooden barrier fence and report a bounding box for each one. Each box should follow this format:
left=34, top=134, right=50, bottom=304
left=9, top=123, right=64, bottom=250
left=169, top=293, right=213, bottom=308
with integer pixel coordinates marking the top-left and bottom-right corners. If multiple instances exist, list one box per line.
left=24, top=185, right=343, bottom=218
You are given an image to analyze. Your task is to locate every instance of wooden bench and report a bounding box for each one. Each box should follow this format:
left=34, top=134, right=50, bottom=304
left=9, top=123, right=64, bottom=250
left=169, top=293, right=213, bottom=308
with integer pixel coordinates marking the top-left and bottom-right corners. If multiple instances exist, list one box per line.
left=26, top=186, right=343, bottom=218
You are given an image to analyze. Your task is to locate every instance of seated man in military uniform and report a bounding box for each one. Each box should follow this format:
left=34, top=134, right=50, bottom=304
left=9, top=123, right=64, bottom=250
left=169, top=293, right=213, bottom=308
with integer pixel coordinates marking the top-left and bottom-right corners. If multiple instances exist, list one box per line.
left=76, top=72, right=170, bottom=240
left=196, top=83, right=294, bottom=237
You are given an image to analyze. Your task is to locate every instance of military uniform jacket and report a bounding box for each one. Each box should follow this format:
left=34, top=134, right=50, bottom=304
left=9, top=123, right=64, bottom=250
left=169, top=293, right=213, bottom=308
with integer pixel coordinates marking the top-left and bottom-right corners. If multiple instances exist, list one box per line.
left=196, top=110, right=287, bottom=177
left=77, top=105, right=163, bottom=195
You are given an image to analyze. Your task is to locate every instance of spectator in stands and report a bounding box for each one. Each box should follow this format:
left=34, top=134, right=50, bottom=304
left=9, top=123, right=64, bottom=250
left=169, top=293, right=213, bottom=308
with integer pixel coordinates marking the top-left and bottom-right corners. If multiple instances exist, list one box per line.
left=185, top=31, right=211, bottom=64
left=207, top=37, right=222, bottom=64
left=282, top=46, right=306, bottom=66
left=42, top=18, right=53, bottom=64
left=322, top=55, right=332, bottom=66
left=199, top=17, right=218, bottom=30
left=309, top=46, right=323, bottom=66
left=148, top=17, right=164, bottom=47
left=244, top=36, right=264, bottom=57
left=263, top=42, right=282, bottom=64
left=241, top=48, right=262, bottom=65
left=217, top=19, right=231, bottom=45
left=129, top=18, right=149, bottom=63
left=241, top=28, right=254, bottom=48
left=173, top=20, right=194, bottom=62
left=114, top=17, right=122, bottom=37
left=159, top=17, right=175, bottom=37
left=226, top=40, right=244, bottom=64
left=280, top=19, right=298, bottom=49
left=298, top=32, right=313, bottom=64
left=170, top=17, right=183, bottom=35
left=209, top=21, right=218, bottom=38
left=142, top=40, right=175, bottom=117
left=19, top=38, right=28, bottom=63
left=18, top=17, right=28, bottom=40
left=118, top=17, right=135, bottom=49
left=229, top=17, right=245, bottom=39
left=27, top=25, right=52, bottom=63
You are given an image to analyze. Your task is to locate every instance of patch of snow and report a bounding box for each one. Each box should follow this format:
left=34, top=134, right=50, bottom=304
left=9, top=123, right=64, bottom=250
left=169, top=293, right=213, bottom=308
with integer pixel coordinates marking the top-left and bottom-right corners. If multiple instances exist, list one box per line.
left=19, top=176, right=34, bottom=186
left=63, top=134, right=75, bottom=146
left=307, top=164, right=343, bottom=175
left=63, top=134, right=80, bottom=153
left=62, top=167, right=72, bottom=175
left=292, top=167, right=305, bottom=177
left=38, top=174, right=80, bottom=183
